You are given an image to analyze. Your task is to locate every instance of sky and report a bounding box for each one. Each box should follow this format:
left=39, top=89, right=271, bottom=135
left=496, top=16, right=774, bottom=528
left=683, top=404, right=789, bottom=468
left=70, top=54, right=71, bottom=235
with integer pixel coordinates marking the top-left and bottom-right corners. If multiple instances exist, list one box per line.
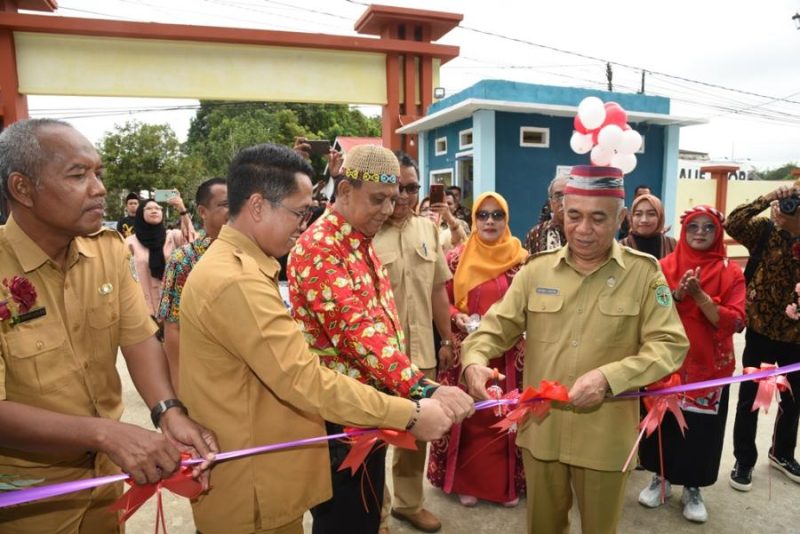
left=23, top=0, right=800, bottom=170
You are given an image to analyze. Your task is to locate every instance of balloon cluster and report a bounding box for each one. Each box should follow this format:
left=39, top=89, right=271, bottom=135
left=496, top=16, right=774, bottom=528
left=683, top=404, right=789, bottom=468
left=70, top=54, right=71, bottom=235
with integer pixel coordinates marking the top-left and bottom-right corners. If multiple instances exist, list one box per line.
left=570, top=96, right=643, bottom=174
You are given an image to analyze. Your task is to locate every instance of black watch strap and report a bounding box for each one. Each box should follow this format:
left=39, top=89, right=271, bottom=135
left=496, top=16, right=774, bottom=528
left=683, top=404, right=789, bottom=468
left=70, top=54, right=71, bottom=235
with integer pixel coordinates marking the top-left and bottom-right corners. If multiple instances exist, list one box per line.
left=150, top=398, right=187, bottom=428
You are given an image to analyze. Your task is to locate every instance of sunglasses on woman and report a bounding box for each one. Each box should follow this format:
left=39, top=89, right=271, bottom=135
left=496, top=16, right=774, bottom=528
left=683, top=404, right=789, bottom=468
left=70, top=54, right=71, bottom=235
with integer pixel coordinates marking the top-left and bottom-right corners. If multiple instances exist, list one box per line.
left=686, top=222, right=716, bottom=234
left=476, top=210, right=506, bottom=221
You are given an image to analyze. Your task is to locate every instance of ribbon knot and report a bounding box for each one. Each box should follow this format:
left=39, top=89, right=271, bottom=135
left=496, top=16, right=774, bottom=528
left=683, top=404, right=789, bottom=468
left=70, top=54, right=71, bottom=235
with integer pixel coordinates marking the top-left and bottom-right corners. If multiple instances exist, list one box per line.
left=109, top=454, right=204, bottom=533
left=492, top=381, right=569, bottom=434
left=338, top=428, right=417, bottom=476
left=745, top=364, right=792, bottom=414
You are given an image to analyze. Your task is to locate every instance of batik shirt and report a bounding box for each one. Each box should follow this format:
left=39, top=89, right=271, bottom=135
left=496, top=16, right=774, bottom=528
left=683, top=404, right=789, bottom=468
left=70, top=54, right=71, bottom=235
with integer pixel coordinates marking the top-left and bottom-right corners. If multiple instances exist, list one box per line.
left=525, top=219, right=566, bottom=254
left=156, top=235, right=212, bottom=323
left=288, top=210, right=427, bottom=398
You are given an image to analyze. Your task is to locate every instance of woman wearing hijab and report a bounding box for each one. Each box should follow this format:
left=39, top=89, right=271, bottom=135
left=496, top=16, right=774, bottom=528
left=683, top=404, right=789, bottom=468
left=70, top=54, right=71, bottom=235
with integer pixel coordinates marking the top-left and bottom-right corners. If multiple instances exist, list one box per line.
left=621, top=194, right=677, bottom=259
left=637, top=206, right=745, bottom=524
left=126, top=198, right=187, bottom=317
left=427, top=192, right=528, bottom=508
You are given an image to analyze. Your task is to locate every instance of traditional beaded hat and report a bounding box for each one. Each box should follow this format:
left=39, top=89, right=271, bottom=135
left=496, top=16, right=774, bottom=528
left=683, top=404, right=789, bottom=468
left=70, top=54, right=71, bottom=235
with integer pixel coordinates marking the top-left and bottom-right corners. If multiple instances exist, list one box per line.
left=341, top=145, right=399, bottom=185
left=565, top=165, right=625, bottom=199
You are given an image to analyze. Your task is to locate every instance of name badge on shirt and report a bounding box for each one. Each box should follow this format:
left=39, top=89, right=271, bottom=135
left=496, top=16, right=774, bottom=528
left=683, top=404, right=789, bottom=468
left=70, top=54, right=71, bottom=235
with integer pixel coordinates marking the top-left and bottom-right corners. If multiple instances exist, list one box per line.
left=536, top=287, right=560, bottom=295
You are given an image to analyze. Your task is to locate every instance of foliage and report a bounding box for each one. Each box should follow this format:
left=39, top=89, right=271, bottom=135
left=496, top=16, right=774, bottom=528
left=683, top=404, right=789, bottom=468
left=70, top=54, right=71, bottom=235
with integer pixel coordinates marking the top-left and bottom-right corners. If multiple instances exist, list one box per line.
left=97, top=121, right=201, bottom=219
left=185, top=101, right=381, bottom=178
left=758, top=162, right=799, bottom=181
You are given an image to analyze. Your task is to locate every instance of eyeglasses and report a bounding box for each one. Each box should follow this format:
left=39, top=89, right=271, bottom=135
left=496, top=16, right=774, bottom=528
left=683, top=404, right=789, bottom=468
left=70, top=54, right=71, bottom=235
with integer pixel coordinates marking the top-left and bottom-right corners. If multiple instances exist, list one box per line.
left=550, top=192, right=565, bottom=201
left=398, top=183, right=421, bottom=194
left=686, top=222, right=716, bottom=234
left=476, top=210, right=506, bottom=222
left=278, top=203, right=315, bottom=227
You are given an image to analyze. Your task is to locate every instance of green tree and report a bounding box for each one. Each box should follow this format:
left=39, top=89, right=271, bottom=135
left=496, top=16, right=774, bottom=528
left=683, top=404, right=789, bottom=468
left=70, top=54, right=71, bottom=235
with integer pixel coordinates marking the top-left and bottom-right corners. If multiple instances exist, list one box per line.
left=186, top=101, right=381, bottom=178
left=760, top=163, right=799, bottom=181
left=98, top=121, right=201, bottom=218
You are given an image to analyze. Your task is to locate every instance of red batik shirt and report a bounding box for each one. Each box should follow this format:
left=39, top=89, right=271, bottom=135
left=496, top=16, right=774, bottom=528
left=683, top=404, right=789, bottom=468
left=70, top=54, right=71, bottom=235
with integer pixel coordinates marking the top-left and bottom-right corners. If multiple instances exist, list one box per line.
left=288, top=209, right=426, bottom=397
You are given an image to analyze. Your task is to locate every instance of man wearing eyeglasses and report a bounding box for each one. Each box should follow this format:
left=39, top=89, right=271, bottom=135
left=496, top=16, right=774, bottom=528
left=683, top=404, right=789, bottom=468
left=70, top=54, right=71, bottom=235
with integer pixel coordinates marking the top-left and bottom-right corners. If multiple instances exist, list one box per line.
left=525, top=171, right=569, bottom=254
left=179, top=143, right=455, bottom=534
left=288, top=145, right=474, bottom=534
left=373, top=151, right=453, bottom=533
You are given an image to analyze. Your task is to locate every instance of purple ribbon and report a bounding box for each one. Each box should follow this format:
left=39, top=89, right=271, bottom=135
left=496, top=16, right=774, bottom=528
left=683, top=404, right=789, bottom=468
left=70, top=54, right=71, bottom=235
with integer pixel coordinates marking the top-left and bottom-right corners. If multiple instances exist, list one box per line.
left=3, top=363, right=799, bottom=510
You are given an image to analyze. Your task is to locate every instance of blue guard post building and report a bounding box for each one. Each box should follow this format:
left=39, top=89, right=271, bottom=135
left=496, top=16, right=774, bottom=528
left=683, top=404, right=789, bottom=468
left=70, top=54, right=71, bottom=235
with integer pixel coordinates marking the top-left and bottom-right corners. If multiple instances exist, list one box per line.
left=398, top=79, right=703, bottom=240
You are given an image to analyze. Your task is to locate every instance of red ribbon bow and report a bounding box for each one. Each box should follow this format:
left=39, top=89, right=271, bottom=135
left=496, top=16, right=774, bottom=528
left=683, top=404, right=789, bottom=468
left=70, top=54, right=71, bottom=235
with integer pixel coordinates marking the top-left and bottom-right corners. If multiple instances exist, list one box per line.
left=109, top=455, right=203, bottom=533
left=640, top=374, right=688, bottom=438
left=338, top=428, right=417, bottom=475
left=492, top=381, right=569, bottom=434
left=745, top=364, right=792, bottom=414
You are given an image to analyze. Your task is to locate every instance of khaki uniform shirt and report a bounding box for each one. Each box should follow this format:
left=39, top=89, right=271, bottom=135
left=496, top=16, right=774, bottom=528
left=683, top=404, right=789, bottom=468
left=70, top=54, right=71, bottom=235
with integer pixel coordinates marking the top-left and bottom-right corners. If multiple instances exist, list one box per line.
left=179, top=225, right=413, bottom=533
left=374, top=215, right=451, bottom=369
left=462, top=241, right=688, bottom=471
left=0, top=216, right=156, bottom=468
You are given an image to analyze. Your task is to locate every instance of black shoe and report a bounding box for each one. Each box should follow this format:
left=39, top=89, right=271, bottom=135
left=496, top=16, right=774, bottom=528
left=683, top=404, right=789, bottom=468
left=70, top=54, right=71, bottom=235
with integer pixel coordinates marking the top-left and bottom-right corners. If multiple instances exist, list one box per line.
left=729, top=461, right=753, bottom=491
left=769, top=454, right=800, bottom=484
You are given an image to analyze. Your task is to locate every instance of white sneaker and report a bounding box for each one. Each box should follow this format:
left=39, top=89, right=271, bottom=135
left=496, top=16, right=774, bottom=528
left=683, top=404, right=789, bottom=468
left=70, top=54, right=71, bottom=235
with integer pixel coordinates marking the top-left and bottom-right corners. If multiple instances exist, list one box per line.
left=638, top=474, right=671, bottom=508
left=681, top=487, right=708, bottom=523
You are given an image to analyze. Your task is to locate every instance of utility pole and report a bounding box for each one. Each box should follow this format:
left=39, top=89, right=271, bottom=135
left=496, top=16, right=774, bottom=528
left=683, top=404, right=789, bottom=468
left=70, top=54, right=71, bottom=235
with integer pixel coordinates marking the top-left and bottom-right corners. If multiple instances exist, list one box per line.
left=639, top=70, right=646, bottom=94
left=606, top=62, right=613, bottom=91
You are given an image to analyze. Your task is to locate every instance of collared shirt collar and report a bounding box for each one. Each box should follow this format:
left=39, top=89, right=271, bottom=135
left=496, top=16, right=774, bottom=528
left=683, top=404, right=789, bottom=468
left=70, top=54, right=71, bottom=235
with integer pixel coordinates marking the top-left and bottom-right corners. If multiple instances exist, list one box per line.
left=327, top=208, right=371, bottom=251
left=4, top=215, right=96, bottom=273
left=553, top=239, right=627, bottom=271
left=217, top=224, right=280, bottom=280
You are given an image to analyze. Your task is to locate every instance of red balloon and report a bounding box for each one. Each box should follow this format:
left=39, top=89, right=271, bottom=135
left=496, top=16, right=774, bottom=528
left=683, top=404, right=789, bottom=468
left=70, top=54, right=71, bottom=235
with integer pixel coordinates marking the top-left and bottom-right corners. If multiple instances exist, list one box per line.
left=603, top=102, right=627, bottom=128
left=574, top=114, right=589, bottom=134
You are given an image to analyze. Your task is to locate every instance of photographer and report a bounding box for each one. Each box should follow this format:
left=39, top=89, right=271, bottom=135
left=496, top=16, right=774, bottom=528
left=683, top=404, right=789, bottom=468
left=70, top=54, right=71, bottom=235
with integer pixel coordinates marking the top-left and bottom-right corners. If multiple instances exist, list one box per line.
left=725, top=182, right=800, bottom=491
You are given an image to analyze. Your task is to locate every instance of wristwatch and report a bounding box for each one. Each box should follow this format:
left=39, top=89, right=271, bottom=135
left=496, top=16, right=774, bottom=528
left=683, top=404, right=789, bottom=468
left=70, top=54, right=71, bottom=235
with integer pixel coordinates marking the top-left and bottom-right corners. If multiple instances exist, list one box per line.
left=440, top=339, right=453, bottom=347
left=150, top=398, right=188, bottom=428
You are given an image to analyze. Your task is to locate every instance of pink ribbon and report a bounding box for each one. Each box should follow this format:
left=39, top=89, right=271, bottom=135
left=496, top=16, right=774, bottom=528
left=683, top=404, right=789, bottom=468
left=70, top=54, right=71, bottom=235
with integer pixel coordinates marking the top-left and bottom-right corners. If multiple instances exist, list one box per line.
left=745, top=363, right=792, bottom=414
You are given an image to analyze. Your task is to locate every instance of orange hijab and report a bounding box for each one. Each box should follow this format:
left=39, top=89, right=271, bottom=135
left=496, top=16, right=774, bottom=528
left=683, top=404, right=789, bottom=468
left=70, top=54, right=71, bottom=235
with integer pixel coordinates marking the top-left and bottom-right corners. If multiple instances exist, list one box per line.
left=453, top=192, right=528, bottom=312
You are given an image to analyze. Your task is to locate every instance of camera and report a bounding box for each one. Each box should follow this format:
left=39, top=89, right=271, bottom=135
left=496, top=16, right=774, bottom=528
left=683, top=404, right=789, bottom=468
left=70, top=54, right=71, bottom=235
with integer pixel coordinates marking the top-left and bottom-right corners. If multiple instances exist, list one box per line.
left=779, top=195, right=800, bottom=216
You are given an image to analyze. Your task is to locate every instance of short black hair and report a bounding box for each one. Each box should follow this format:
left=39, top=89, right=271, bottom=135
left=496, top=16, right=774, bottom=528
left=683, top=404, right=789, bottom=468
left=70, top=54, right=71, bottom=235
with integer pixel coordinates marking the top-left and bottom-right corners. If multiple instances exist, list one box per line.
left=227, top=144, right=314, bottom=217
left=196, top=177, right=226, bottom=207
left=445, top=191, right=456, bottom=201
left=634, top=184, right=651, bottom=194
left=446, top=185, right=462, bottom=195
left=394, top=150, right=419, bottom=179
left=125, top=192, right=140, bottom=202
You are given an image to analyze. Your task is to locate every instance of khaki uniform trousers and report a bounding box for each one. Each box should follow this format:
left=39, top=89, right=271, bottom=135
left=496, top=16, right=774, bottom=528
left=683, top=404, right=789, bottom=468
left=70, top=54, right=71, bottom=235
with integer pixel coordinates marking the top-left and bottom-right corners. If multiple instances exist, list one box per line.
left=522, top=449, right=629, bottom=534
left=380, top=368, right=436, bottom=526
left=0, top=454, right=123, bottom=534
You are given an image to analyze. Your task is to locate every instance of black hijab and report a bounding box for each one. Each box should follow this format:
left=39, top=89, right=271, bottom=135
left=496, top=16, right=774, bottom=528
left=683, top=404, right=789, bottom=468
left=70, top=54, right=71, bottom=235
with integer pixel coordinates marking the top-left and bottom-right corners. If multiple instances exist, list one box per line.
left=134, top=200, right=167, bottom=279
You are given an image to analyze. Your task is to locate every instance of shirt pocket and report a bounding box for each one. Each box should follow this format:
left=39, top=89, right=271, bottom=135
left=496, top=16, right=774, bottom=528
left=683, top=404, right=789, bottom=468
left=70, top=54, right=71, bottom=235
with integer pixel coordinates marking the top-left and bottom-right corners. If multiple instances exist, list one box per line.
left=597, top=295, right=640, bottom=346
left=527, top=293, right=564, bottom=343
left=4, top=319, right=74, bottom=395
left=87, top=300, right=121, bottom=360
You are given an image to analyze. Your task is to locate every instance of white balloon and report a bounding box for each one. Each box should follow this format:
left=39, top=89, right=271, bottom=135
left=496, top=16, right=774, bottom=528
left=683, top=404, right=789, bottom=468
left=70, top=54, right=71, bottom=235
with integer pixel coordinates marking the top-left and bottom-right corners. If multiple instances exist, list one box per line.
left=570, top=131, right=594, bottom=154
left=597, top=124, right=624, bottom=151
left=591, top=145, right=614, bottom=166
left=611, top=152, right=637, bottom=174
left=577, top=96, right=606, bottom=130
left=618, top=129, right=643, bottom=155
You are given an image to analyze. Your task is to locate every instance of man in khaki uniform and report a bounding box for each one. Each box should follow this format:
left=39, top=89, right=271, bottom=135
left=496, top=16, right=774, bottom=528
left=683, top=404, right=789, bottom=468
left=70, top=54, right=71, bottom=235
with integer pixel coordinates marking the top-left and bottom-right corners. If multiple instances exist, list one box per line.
left=179, top=143, right=453, bottom=534
left=463, top=165, right=688, bottom=534
left=373, top=152, right=453, bottom=533
left=0, top=119, right=217, bottom=533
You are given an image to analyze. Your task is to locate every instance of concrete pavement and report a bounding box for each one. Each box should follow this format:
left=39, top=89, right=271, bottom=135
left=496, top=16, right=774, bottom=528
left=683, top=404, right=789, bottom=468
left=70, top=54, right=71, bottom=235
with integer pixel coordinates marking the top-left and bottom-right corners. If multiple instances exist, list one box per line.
left=119, top=332, right=799, bottom=533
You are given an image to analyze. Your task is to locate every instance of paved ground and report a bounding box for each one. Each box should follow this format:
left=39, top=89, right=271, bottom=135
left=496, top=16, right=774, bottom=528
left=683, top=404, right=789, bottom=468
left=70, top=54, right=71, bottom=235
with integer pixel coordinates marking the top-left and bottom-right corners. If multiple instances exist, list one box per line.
left=119, top=332, right=799, bottom=533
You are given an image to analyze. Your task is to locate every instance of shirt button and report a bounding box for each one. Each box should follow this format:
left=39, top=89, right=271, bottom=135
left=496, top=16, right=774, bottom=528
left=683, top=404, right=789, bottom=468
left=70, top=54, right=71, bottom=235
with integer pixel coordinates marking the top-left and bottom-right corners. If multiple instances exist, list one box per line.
left=540, top=305, right=546, bottom=310
left=83, top=362, right=89, bottom=369
left=617, top=306, right=623, bottom=312
left=577, top=308, right=583, bottom=314
left=570, top=340, right=578, bottom=347
left=35, top=340, right=44, bottom=350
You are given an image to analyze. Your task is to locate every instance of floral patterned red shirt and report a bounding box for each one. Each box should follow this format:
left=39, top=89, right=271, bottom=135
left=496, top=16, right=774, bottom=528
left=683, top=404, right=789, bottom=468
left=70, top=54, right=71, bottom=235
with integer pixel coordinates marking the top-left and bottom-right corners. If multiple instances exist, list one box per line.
left=288, top=209, right=426, bottom=397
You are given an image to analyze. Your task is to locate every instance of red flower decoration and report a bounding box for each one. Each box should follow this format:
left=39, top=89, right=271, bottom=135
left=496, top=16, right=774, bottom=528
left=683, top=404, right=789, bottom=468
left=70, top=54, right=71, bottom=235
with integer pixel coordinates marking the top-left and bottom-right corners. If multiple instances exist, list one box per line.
left=4, top=276, right=37, bottom=313
left=0, top=301, right=10, bottom=321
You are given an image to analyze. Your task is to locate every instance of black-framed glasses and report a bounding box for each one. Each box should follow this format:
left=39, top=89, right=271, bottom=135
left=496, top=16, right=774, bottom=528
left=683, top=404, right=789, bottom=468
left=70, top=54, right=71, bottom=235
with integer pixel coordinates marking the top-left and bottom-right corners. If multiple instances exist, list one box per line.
left=278, top=203, right=315, bottom=226
left=476, top=210, right=506, bottom=221
left=398, top=183, right=421, bottom=194
left=686, top=222, right=716, bottom=234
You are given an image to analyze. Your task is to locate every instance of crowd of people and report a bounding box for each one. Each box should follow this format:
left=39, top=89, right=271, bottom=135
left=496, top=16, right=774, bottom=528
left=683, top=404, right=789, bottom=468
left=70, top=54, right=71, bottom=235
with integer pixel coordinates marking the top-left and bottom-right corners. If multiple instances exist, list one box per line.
left=0, top=118, right=798, bottom=534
